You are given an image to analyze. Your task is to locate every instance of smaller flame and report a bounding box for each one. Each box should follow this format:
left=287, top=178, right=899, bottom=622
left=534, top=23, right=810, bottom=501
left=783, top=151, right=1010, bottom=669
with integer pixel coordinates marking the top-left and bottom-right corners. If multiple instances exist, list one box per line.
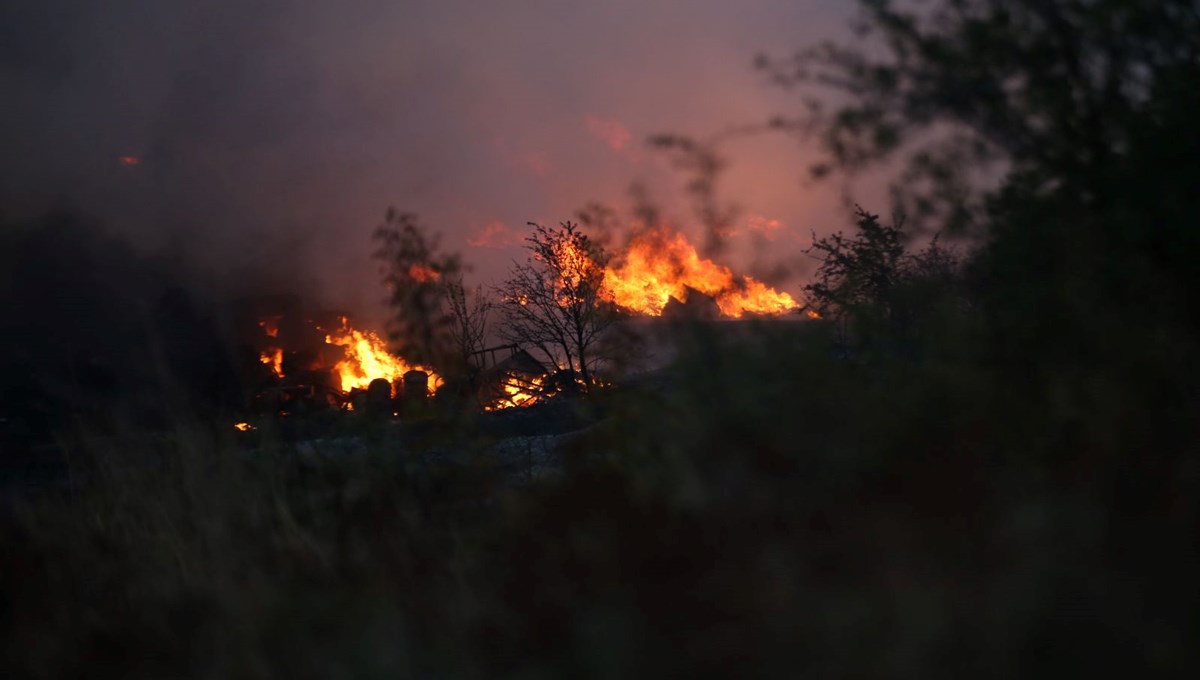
left=485, top=372, right=546, bottom=411
left=233, top=422, right=255, bottom=432
left=259, top=348, right=284, bottom=378
left=258, top=318, right=279, bottom=338
left=805, top=309, right=822, bottom=320
left=324, top=321, right=441, bottom=394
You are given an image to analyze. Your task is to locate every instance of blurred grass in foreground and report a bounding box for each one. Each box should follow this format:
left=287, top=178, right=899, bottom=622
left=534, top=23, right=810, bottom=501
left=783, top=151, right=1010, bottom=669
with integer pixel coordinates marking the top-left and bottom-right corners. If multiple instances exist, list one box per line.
left=3, top=310, right=1197, bottom=678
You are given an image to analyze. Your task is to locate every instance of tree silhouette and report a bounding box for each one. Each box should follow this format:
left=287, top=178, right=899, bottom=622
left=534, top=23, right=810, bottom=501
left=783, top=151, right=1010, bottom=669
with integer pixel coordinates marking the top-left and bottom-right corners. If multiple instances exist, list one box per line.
left=496, top=221, right=616, bottom=389
left=759, top=0, right=1200, bottom=237
left=372, top=209, right=461, bottom=370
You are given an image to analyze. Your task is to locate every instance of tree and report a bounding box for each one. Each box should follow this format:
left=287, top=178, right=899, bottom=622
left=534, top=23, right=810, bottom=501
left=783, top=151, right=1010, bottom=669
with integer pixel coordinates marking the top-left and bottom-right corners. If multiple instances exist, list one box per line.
left=758, top=0, right=1200, bottom=237
left=443, top=275, right=491, bottom=388
left=496, top=221, right=617, bottom=389
left=374, top=211, right=498, bottom=393
left=373, top=209, right=460, bottom=369
left=804, top=205, right=961, bottom=355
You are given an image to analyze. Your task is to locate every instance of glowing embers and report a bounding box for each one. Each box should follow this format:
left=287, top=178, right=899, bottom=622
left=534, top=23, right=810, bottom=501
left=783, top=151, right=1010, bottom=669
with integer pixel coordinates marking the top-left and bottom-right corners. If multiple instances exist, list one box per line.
left=322, top=317, right=441, bottom=395
left=600, top=225, right=799, bottom=318
left=258, top=317, right=280, bottom=338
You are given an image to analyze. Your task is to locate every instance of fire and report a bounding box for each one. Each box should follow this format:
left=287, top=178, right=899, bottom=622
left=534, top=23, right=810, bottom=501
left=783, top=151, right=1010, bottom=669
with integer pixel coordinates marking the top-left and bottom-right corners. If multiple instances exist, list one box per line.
left=485, top=372, right=545, bottom=411
left=258, top=318, right=279, bottom=338
left=323, top=320, right=441, bottom=394
left=233, top=422, right=255, bottom=432
left=600, top=225, right=798, bottom=318
left=259, top=348, right=284, bottom=377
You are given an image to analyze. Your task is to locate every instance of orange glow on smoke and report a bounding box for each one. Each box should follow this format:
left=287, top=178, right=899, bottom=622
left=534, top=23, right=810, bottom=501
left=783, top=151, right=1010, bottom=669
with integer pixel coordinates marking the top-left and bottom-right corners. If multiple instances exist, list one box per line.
left=118, top=155, right=140, bottom=166
left=323, top=319, right=441, bottom=394
left=600, top=225, right=798, bottom=318
left=258, top=318, right=279, bottom=338
left=407, top=264, right=441, bottom=282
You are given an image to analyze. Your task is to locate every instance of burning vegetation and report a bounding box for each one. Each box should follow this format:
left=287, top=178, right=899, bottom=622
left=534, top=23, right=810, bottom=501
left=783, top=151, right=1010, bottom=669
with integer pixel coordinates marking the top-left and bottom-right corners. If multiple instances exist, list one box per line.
left=600, top=225, right=799, bottom=318
left=237, top=219, right=803, bottom=423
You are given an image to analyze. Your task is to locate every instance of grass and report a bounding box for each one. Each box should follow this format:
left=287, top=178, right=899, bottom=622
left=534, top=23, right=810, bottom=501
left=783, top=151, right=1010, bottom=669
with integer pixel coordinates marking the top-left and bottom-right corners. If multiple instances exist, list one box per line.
left=2, top=319, right=1198, bottom=677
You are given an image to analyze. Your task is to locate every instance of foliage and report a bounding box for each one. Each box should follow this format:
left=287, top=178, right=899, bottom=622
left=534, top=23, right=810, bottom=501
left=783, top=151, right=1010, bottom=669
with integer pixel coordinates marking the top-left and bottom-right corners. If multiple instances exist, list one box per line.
left=803, top=205, right=963, bottom=354
left=496, top=221, right=617, bottom=388
left=372, top=209, right=461, bottom=369
left=373, top=209, right=496, bottom=390
left=759, top=0, right=1200, bottom=234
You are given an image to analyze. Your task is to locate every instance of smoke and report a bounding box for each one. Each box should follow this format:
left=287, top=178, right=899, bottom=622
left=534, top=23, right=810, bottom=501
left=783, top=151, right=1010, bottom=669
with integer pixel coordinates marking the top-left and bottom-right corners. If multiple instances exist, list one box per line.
left=0, top=0, right=856, bottom=323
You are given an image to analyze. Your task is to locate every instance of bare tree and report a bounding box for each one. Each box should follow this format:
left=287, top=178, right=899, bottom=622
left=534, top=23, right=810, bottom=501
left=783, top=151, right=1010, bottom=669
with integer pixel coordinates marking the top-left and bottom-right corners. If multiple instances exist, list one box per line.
left=444, top=275, right=491, bottom=386
left=496, top=221, right=617, bottom=389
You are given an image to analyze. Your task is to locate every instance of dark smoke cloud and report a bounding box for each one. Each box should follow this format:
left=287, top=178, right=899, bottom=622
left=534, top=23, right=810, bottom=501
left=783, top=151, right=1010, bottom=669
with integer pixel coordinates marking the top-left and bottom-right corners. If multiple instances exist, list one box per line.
left=1, top=0, right=857, bottom=321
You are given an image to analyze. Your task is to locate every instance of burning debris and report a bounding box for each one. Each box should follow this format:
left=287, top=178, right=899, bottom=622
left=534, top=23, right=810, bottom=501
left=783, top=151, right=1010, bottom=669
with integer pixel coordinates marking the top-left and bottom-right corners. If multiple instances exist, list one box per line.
left=474, top=345, right=553, bottom=411
left=236, top=295, right=440, bottom=420
left=322, top=322, right=441, bottom=394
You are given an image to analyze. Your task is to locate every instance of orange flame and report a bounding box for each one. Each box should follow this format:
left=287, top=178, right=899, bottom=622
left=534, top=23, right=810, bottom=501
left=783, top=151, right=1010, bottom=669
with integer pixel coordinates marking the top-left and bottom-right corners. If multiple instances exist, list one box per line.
left=258, top=318, right=279, bottom=338
left=259, top=348, right=284, bottom=378
left=600, top=225, right=798, bottom=318
left=485, top=372, right=545, bottom=411
left=323, top=320, right=441, bottom=394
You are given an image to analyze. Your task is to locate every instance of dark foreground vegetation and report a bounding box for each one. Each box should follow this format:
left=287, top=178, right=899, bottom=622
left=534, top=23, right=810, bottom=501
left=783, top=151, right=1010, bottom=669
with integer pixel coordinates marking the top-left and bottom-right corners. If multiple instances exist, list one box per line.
left=4, top=1, right=1200, bottom=676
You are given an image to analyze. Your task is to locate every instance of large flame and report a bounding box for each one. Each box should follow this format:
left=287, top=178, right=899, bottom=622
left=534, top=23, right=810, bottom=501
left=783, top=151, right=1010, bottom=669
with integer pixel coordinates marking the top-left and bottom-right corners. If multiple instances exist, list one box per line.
left=323, top=319, right=441, bottom=394
left=600, top=225, right=798, bottom=318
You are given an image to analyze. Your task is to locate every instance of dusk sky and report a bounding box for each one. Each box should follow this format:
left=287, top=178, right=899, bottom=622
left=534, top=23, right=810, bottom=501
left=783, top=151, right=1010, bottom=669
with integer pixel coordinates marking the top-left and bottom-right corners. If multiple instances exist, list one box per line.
left=1, top=0, right=868, bottom=318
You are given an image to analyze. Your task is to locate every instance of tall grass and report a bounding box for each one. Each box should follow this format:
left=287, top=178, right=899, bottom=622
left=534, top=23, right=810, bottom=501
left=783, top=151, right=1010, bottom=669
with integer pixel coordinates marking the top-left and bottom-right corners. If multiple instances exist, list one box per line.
left=4, top=313, right=1196, bottom=677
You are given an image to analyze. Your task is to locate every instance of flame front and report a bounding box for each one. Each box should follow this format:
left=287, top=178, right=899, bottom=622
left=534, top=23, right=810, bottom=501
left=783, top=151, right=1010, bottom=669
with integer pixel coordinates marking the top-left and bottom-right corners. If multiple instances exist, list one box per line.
left=600, top=225, right=798, bottom=318
left=324, top=321, right=441, bottom=394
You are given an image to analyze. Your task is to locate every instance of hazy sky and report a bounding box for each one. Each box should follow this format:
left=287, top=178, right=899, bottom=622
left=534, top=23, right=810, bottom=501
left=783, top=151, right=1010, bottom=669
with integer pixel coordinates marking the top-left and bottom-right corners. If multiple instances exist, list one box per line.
left=1, top=0, right=866, bottom=318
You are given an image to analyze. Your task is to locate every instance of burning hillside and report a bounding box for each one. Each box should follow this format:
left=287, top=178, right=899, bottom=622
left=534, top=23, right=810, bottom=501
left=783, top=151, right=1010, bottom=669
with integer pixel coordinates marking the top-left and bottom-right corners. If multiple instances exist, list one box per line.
left=596, top=225, right=799, bottom=318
